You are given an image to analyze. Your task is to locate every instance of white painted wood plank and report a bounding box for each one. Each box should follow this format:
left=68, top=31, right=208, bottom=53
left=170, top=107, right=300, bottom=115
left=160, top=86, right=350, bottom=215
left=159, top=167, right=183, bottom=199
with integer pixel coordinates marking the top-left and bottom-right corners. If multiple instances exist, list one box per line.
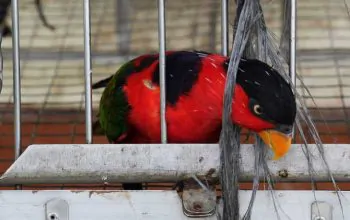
left=0, top=190, right=349, bottom=220
left=0, top=144, right=349, bottom=184
left=0, top=144, right=220, bottom=184
left=238, top=190, right=350, bottom=220
left=0, top=190, right=216, bottom=220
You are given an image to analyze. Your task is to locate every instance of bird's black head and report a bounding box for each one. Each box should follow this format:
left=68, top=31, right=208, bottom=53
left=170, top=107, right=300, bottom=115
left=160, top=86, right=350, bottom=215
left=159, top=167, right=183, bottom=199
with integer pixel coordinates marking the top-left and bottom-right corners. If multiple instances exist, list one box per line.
left=229, top=58, right=297, bottom=160
left=236, top=59, right=297, bottom=128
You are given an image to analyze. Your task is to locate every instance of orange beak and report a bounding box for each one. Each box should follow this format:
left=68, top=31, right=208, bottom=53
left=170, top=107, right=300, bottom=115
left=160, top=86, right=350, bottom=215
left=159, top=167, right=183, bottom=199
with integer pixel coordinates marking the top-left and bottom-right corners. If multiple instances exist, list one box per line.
left=258, top=129, right=293, bottom=160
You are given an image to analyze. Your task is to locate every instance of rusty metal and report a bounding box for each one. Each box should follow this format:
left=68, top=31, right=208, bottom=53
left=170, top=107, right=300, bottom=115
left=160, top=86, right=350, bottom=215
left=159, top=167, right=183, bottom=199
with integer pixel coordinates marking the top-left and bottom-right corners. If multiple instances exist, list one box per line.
left=181, top=179, right=217, bottom=218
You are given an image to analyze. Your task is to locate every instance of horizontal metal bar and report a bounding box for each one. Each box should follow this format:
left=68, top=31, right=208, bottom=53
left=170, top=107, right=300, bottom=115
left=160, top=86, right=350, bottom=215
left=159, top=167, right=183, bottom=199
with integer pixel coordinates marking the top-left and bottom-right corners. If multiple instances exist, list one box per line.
left=0, top=190, right=349, bottom=219
left=0, top=144, right=349, bottom=185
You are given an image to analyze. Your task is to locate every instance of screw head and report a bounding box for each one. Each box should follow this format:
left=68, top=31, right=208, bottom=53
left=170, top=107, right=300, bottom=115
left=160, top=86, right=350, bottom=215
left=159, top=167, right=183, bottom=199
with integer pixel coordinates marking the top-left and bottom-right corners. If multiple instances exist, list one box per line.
left=192, top=201, right=204, bottom=211
left=278, top=169, right=288, bottom=178
left=48, top=213, right=59, bottom=220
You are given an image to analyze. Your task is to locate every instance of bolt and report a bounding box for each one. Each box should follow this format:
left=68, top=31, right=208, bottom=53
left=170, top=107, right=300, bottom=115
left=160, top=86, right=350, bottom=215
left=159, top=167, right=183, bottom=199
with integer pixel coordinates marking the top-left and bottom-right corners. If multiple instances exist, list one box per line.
left=48, top=213, right=59, bottom=220
left=278, top=169, right=288, bottom=178
left=192, top=201, right=203, bottom=211
left=206, top=168, right=216, bottom=177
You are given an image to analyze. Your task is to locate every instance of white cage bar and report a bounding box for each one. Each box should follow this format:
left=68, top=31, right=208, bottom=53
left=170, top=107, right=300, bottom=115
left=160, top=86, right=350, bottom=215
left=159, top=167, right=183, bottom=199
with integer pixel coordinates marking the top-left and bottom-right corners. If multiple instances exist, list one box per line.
left=221, top=0, right=229, bottom=56
left=83, top=0, right=93, bottom=144
left=290, top=0, right=297, bottom=85
left=11, top=0, right=22, bottom=161
left=158, top=0, right=168, bottom=143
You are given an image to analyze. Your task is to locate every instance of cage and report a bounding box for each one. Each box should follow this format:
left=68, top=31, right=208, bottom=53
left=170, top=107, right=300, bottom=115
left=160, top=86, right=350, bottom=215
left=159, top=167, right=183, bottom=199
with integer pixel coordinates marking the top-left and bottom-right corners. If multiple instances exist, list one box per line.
left=0, top=0, right=349, bottom=219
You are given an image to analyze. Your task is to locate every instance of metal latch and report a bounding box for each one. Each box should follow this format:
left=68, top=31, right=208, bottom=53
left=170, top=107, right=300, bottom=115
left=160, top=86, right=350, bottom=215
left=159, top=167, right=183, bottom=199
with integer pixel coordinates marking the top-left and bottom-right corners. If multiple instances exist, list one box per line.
left=181, top=178, right=217, bottom=217
left=311, top=201, right=333, bottom=220
left=45, top=198, right=69, bottom=220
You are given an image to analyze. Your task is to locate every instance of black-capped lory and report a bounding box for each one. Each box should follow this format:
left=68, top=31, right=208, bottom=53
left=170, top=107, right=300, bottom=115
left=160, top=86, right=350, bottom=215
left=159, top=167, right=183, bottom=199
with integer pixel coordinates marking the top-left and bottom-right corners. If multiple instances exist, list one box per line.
left=92, top=50, right=297, bottom=190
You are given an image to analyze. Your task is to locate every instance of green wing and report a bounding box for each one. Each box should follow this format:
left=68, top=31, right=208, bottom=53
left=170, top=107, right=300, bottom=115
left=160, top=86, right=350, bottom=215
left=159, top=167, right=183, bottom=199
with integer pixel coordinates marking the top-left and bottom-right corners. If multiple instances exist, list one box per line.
left=93, top=61, right=135, bottom=142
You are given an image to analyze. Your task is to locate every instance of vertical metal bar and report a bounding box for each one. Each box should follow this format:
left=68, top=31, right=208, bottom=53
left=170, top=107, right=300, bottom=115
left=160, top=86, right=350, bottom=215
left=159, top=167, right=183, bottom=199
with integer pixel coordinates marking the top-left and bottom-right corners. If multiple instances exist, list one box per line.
left=158, top=0, right=167, bottom=143
left=221, top=0, right=229, bottom=56
left=290, top=0, right=297, bottom=139
left=11, top=0, right=22, bottom=190
left=11, top=0, right=21, bottom=161
left=83, top=0, right=93, bottom=144
left=289, top=0, right=296, bottom=85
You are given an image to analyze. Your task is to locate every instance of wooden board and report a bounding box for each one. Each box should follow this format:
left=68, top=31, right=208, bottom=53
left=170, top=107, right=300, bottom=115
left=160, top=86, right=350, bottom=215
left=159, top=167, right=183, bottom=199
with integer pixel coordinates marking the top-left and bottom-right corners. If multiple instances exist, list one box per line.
left=0, top=144, right=349, bottom=184
left=0, top=190, right=349, bottom=219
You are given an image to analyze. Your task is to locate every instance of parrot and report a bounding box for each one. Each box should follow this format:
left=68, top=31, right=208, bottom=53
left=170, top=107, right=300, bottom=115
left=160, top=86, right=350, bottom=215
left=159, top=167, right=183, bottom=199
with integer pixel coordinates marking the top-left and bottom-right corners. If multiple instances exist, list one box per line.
left=92, top=50, right=297, bottom=190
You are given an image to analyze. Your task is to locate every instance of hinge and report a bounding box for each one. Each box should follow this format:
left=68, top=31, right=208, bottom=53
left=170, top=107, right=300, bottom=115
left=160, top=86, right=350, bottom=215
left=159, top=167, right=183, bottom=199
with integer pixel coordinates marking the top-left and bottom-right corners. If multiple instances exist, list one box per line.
left=311, top=201, right=333, bottom=220
left=181, top=179, right=217, bottom=217
left=45, top=198, right=69, bottom=220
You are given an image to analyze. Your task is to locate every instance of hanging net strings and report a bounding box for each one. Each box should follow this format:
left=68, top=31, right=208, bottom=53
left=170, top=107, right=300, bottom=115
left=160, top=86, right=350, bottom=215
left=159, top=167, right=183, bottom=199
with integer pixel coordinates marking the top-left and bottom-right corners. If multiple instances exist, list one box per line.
left=0, top=0, right=8, bottom=95
left=219, top=0, right=256, bottom=219
left=0, top=0, right=54, bottom=95
left=218, top=0, right=344, bottom=220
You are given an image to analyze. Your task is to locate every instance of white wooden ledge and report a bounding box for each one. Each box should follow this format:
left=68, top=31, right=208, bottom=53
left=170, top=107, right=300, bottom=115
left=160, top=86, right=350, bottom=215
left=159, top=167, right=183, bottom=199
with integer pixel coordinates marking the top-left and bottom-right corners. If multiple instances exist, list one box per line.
left=0, top=190, right=349, bottom=220
left=0, top=144, right=349, bottom=184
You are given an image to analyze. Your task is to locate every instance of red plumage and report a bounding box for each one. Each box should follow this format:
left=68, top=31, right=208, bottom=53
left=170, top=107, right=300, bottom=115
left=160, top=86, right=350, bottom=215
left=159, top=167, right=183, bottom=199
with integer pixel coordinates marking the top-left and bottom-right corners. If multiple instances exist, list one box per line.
left=96, top=52, right=276, bottom=144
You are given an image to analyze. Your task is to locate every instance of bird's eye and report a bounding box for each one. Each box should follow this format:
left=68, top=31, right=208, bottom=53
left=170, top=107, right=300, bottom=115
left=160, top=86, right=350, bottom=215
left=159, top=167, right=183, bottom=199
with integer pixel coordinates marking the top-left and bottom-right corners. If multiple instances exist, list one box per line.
left=253, top=104, right=263, bottom=115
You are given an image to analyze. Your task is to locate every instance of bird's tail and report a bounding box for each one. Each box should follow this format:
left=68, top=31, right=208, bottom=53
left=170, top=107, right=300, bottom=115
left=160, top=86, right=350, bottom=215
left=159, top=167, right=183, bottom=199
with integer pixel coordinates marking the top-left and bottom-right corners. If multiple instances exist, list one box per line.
left=91, top=75, right=113, bottom=136
left=92, top=118, right=105, bottom=136
left=92, top=75, right=113, bottom=89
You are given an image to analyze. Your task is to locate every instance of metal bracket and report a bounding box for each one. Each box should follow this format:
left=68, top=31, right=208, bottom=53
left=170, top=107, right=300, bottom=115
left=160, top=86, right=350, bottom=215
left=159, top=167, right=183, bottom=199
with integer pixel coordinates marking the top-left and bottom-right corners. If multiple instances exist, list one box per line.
left=45, top=198, right=69, bottom=220
left=311, top=201, right=333, bottom=220
left=181, top=179, right=217, bottom=217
